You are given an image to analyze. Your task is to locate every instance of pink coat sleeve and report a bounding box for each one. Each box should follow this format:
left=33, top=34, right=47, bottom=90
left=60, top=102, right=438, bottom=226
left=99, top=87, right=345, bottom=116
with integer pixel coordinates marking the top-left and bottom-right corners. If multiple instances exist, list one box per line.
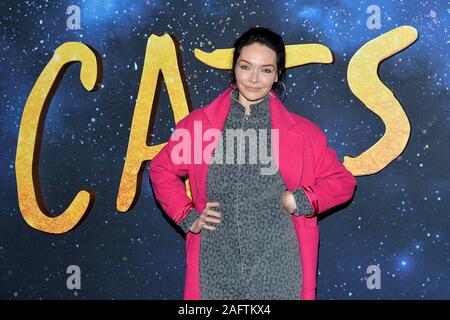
left=302, top=128, right=357, bottom=216
left=149, top=119, right=195, bottom=224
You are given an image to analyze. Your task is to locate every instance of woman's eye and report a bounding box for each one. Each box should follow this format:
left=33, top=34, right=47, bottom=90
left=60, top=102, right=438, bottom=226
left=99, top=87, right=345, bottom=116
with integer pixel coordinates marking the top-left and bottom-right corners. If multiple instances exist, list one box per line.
left=240, top=65, right=249, bottom=70
left=263, top=69, right=272, bottom=73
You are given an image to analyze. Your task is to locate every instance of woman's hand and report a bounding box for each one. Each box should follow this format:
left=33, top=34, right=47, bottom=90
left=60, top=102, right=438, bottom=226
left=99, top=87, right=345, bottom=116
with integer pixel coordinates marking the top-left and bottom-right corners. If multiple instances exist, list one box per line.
left=189, top=202, right=222, bottom=233
left=280, top=191, right=297, bottom=215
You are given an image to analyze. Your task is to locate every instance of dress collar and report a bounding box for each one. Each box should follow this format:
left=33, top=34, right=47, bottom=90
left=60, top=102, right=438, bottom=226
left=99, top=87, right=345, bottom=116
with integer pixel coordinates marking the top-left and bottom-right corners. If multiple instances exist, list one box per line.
left=229, top=87, right=271, bottom=121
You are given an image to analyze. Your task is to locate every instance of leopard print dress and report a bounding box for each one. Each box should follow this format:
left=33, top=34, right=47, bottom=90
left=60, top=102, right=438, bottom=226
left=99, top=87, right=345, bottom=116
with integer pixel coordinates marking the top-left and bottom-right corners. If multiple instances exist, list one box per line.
left=196, top=88, right=302, bottom=299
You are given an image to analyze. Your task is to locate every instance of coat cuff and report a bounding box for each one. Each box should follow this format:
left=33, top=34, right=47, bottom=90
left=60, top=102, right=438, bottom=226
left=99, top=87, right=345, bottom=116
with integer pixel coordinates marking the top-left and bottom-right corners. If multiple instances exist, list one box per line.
left=292, top=187, right=315, bottom=217
left=178, top=208, right=200, bottom=233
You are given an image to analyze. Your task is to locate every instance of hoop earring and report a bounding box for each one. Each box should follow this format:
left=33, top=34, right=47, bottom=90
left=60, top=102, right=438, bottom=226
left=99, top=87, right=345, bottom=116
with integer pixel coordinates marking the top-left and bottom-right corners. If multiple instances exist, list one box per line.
left=269, top=81, right=286, bottom=99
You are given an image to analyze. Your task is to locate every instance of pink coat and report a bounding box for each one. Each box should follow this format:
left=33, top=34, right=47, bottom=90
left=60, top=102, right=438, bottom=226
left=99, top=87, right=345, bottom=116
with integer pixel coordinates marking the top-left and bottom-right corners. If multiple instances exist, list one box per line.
left=149, top=85, right=357, bottom=300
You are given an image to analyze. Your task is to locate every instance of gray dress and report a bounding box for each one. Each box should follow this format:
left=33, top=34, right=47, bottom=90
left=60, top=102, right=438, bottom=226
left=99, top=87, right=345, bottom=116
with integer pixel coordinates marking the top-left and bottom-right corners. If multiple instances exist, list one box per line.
left=179, top=88, right=313, bottom=299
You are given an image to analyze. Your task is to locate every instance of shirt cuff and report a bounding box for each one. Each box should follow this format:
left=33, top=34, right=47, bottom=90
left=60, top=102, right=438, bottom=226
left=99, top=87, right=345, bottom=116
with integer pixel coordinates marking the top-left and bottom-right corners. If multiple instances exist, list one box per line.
left=292, top=187, right=315, bottom=217
left=178, top=207, right=200, bottom=233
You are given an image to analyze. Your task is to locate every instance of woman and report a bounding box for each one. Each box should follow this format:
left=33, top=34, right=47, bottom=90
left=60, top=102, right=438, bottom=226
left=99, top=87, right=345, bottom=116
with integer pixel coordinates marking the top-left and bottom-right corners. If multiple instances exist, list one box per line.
left=149, top=27, right=356, bottom=300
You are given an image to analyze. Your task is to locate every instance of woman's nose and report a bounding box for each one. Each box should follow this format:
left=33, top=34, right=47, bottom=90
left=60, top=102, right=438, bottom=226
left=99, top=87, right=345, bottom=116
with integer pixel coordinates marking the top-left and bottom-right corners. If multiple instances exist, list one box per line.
left=250, top=70, right=259, bottom=82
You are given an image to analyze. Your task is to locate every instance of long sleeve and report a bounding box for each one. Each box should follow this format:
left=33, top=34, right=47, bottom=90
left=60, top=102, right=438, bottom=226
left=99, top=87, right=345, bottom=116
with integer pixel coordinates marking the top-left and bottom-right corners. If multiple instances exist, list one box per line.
left=149, top=118, right=195, bottom=225
left=302, top=129, right=357, bottom=215
left=291, top=187, right=314, bottom=217
left=178, top=208, right=201, bottom=233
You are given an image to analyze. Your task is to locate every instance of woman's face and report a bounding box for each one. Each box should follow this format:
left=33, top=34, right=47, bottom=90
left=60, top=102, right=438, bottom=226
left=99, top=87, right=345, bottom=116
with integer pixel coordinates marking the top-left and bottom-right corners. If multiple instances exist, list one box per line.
left=234, top=42, right=279, bottom=106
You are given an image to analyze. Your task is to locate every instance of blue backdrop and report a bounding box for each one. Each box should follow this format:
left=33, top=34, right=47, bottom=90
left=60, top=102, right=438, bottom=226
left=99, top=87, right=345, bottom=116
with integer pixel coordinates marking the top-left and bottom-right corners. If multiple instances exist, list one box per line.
left=1, top=0, right=448, bottom=299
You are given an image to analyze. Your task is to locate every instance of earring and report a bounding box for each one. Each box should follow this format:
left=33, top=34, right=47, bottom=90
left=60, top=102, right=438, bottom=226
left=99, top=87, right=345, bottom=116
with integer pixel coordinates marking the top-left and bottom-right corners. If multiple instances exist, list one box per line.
left=277, top=81, right=286, bottom=97
left=269, top=81, right=286, bottom=99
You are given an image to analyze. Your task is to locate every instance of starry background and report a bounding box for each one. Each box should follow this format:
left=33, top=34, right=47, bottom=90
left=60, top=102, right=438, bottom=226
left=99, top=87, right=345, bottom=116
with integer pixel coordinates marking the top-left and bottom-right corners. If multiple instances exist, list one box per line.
left=0, top=0, right=448, bottom=300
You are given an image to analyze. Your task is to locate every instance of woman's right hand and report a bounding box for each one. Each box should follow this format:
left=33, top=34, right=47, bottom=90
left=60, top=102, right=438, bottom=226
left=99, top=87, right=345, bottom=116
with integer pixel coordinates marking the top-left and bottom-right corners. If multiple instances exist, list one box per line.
left=189, top=202, right=221, bottom=234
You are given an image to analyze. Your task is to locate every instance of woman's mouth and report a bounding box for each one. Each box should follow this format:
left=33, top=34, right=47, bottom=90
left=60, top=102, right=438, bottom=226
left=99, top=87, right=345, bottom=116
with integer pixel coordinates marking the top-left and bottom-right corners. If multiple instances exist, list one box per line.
left=245, top=85, right=262, bottom=92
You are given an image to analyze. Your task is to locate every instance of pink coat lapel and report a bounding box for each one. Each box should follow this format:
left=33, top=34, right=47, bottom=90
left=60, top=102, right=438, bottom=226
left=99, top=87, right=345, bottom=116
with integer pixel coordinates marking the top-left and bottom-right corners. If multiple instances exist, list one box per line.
left=192, top=86, right=304, bottom=207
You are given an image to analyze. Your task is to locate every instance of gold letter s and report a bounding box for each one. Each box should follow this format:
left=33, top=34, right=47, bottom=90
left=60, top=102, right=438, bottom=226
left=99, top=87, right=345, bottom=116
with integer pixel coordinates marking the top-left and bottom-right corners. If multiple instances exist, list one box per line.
left=345, top=26, right=418, bottom=175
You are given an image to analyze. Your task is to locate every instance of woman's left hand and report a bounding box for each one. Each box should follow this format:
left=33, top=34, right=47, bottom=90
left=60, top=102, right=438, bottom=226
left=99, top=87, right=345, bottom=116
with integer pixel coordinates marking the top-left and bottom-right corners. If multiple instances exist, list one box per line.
left=280, top=190, right=297, bottom=215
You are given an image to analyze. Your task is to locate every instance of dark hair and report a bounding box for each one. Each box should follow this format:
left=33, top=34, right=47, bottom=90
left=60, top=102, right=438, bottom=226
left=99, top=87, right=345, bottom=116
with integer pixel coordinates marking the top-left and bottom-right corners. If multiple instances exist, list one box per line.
left=231, top=27, right=286, bottom=97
